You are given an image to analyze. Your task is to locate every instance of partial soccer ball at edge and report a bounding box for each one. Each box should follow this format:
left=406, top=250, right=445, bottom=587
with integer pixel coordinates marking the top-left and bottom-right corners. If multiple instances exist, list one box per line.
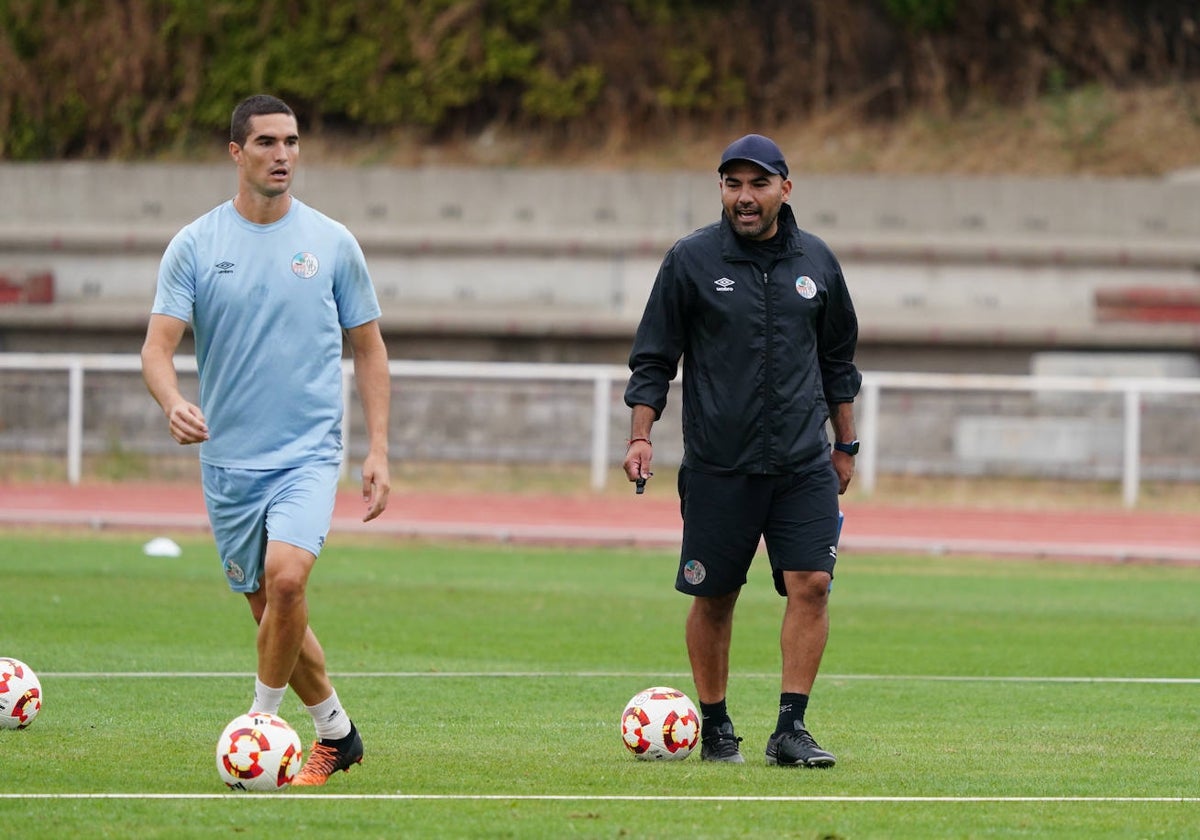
left=0, top=657, right=42, bottom=730
left=620, top=686, right=700, bottom=760
left=215, top=712, right=304, bottom=791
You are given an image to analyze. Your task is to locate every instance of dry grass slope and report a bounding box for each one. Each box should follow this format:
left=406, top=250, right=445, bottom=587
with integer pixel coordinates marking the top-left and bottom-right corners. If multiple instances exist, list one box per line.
left=296, top=83, right=1200, bottom=178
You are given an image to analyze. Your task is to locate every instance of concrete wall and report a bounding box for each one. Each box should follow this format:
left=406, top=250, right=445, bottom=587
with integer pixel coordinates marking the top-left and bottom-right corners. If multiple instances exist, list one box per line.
left=1, top=163, right=1199, bottom=368
left=6, top=162, right=1200, bottom=242
left=3, top=164, right=1199, bottom=480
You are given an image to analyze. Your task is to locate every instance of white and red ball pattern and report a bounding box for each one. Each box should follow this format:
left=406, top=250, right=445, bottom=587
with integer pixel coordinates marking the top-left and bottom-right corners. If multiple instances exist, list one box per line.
left=0, top=657, right=42, bottom=730
left=215, top=712, right=303, bottom=791
left=620, top=686, right=700, bottom=761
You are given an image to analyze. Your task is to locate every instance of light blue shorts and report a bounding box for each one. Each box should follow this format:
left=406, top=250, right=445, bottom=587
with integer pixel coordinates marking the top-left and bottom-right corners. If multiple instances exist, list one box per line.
left=200, top=461, right=340, bottom=593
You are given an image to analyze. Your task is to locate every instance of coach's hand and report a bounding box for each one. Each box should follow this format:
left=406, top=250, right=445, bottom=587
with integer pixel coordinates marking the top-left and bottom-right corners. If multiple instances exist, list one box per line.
left=832, top=450, right=855, bottom=495
left=623, top=438, right=653, bottom=492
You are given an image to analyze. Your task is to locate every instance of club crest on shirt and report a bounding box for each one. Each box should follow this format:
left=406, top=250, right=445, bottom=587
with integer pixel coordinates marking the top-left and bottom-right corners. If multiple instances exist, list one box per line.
left=795, top=276, right=817, bottom=299
left=291, top=252, right=319, bottom=279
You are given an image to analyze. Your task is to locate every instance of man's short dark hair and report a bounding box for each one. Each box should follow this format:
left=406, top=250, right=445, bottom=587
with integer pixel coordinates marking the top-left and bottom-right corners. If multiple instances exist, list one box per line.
left=230, top=95, right=295, bottom=146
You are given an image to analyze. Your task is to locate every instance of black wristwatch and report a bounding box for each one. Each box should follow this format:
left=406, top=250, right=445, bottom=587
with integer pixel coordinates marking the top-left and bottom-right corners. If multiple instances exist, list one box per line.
left=833, top=440, right=860, bottom=456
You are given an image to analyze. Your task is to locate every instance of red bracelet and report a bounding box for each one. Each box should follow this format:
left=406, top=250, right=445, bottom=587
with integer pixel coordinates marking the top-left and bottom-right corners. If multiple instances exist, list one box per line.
left=626, top=437, right=652, bottom=446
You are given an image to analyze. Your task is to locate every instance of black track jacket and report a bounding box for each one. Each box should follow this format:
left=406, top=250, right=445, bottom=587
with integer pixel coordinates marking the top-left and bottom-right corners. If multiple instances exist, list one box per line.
left=625, top=202, right=862, bottom=475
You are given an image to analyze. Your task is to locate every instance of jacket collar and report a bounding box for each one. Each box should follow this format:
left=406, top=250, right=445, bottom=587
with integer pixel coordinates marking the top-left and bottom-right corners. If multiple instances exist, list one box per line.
left=719, top=201, right=805, bottom=263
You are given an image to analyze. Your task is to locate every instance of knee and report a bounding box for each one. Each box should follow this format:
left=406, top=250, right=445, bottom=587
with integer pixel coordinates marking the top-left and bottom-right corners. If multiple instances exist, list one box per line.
left=785, top=572, right=831, bottom=605
left=262, top=545, right=315, bottom=608
left=693, top=590, right=739, bottom=624
left=263, top=566, right=309, bottom=608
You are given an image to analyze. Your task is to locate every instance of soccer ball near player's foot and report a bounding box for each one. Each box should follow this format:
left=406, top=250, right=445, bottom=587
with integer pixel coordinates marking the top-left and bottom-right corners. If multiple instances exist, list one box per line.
left=620, top=686, right=700, bottom=761
left=216, top=712, right=303, bottom=791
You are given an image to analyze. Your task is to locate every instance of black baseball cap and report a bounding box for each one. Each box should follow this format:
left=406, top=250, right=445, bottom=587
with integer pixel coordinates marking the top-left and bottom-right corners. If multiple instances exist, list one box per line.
left=718, top=134, right=788, bottom=179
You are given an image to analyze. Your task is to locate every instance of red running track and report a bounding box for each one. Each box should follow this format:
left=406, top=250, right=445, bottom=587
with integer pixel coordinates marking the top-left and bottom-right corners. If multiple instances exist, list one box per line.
left=1, top=481, right=1197, bottom=564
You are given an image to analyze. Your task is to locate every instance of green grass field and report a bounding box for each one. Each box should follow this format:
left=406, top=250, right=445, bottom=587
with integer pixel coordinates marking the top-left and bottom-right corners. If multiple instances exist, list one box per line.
left=2, top=531, right=1200, bottom=838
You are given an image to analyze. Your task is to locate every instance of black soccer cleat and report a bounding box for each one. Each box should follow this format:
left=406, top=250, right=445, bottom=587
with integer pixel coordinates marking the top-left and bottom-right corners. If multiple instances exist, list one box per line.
left=765, top=727, right=836, bottom=768
left=700, top=720, right=745, bottom=763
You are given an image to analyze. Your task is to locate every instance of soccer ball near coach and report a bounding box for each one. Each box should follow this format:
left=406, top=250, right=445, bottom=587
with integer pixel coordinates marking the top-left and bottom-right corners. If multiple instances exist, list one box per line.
left=0, top=657, right=42, bottom=730
left=216, top=712, right=303, bottom=791
left=620, top=686, right=700, bottom=761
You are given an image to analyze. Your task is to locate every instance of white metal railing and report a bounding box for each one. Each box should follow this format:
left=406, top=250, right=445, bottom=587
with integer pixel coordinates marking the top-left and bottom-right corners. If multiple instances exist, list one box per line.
left=2, top=353, right=1199, bottom=506
left=0, top=353, right=630, bottom=491
left=382, top=359, right=627, bottom=491
left=854, top=371, right=1200, bottom=507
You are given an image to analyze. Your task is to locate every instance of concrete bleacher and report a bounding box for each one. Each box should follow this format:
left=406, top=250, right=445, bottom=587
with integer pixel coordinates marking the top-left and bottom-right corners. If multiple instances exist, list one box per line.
left=3, top=164, right=1199, bottom=486
left=1, top=163, right=1199, bottom=365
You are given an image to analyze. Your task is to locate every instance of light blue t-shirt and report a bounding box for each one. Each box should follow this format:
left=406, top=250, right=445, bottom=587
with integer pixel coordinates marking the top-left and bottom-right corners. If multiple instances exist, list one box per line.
left=152, top=197, right=382, bottom=468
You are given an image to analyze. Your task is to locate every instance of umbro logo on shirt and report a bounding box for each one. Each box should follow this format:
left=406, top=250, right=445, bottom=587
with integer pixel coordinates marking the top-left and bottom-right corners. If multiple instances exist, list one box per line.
left=715, top=277, right=734, bottom=292
left=215, top=261, right=234, bottom=274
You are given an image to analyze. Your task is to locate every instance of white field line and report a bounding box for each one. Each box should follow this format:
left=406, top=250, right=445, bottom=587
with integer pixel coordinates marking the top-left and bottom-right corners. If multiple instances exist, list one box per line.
left=38, top=671, right=1200, bottom=684
left=2, top=793, right=1200, bottom=803
left=12, top=672, right=1200, bottom=806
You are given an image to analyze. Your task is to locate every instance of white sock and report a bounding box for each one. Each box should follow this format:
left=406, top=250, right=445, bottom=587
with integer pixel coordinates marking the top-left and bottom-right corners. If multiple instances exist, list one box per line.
left=306, top=689, right=352, bottom=741
left=251, top=679, right=287, bottom=715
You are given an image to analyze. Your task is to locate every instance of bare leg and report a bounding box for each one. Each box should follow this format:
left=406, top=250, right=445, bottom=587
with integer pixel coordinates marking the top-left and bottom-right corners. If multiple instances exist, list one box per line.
left=686, top=589, right=740, bottom=704
left=779, top=570, right=831, bottom=694
left=243, top=540, right=333, bottom=706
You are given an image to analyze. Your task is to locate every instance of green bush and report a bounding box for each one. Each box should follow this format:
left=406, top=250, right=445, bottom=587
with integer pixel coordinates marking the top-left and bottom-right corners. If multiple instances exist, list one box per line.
left=0, top=0, right=1194, bottom=160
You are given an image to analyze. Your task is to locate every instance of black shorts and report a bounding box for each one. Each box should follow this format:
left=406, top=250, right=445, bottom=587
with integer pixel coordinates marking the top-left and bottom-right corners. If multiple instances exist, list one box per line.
left=676, top=461, right=840, bottom=598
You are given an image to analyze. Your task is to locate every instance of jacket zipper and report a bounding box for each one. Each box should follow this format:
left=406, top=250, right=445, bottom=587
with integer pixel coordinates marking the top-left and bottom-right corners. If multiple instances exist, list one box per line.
left=760, top=269, right=772, bottom=472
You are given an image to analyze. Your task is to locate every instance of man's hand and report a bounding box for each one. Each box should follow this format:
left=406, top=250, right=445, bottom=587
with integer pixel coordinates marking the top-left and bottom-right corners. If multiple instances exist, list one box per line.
left=623, top=439, right=653, bottom=492
left=360, top=450, right=391, bottom=522
left=166, top=400, right=208, bottom=445
left=832, top=450, right=855, bottom=495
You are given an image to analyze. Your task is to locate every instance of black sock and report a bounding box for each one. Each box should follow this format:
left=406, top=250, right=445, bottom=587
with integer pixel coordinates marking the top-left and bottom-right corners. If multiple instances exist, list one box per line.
left=699, top=699, right=730, bottom=737
left=775, top=692, right=809, bottom=735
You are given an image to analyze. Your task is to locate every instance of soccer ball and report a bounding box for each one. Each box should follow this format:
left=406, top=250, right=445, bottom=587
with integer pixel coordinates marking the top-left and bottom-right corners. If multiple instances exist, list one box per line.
left=620, top=686, right=700, bottom=761
left=215, top=712, right=304, bottom=791
left=0, top=657, right=42, bottom=730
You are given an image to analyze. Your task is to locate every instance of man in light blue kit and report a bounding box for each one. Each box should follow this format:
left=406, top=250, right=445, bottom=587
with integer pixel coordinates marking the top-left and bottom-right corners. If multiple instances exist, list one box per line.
left=141, top=94, right=391, bottom=786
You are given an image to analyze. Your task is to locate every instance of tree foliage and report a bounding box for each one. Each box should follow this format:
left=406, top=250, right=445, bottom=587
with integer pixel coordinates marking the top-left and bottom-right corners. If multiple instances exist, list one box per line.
left=1, top=0, right=1198, bottom=159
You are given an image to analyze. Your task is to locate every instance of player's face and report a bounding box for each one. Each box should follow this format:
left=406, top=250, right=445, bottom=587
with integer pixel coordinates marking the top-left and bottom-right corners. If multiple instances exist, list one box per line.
left=230, top=113, right=299, bottom=198
left=720, top=162, right=791, bottom=240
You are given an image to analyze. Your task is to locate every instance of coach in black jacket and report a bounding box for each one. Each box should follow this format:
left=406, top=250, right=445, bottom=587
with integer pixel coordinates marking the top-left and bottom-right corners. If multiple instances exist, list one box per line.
left=623, top=134, right=861, bottom=769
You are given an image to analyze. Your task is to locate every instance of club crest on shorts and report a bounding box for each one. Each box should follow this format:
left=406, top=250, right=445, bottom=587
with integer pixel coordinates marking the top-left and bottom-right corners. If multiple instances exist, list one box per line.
left=683, top=559, right=707, bottom=585
left=795, top=276, right=817, bottom=299
left=223, top=559, right=246, bottom=584
left=291, top=252, right=319, bottom=279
